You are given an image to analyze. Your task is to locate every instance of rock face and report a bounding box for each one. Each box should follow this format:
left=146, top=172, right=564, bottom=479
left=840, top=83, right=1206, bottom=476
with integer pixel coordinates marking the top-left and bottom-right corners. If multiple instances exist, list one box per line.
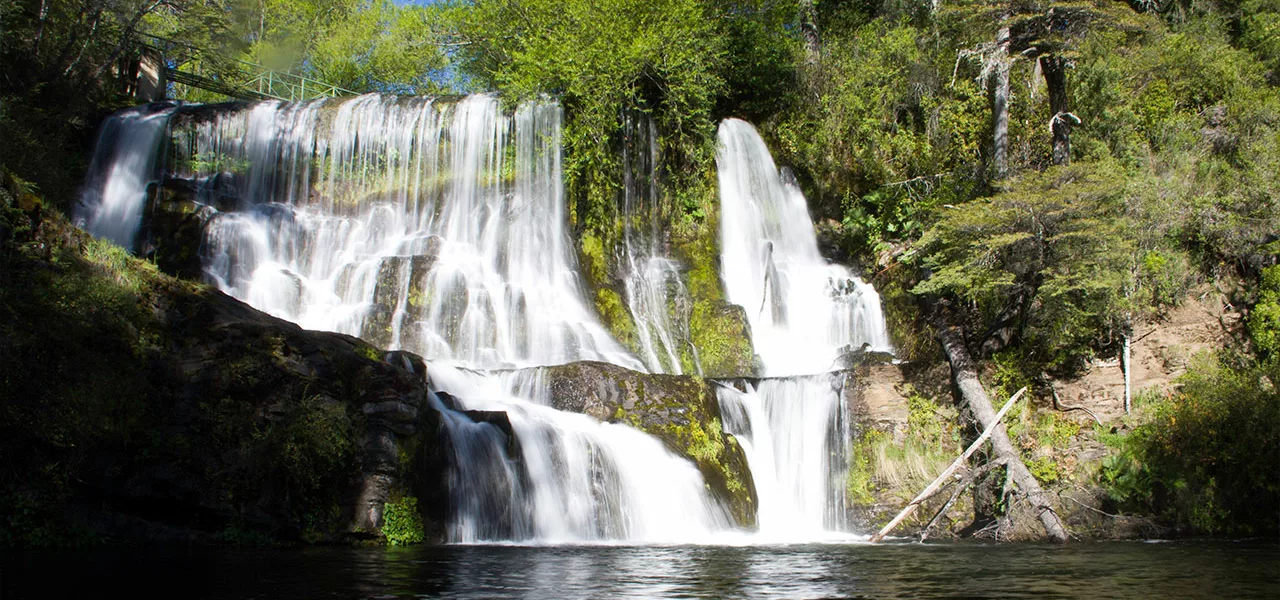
left=540, top=361, right=759, bottom=528
left=0, top=213, right=459, bottom=546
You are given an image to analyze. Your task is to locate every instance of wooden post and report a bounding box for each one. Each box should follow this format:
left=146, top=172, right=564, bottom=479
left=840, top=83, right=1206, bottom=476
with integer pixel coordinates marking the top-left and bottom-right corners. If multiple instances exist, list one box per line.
left=870, top=387, right=1026, bottom=542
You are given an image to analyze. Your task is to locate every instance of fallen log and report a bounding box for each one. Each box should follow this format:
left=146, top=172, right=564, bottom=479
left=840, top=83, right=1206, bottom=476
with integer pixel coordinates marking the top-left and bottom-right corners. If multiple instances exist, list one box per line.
left=935, top=319, right=1070, bottom=542
left=870, top=387, right=1026, bottom=543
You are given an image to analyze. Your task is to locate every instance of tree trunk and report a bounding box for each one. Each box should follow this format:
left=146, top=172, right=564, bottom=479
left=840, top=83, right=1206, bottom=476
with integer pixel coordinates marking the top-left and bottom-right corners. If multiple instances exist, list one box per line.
left=991, top=27, right=1011, bottom=180
left=870, top=387, right=1027, bottom=543
left=799, top=0, right=820, bottom=62
left=33, top=0, right=51, bottom=59
left=1041, top=54, right=1071, bottom=166
left=934, top=316, right=1070, bottom=542
left=1123, top=320, right=1132, bottom=415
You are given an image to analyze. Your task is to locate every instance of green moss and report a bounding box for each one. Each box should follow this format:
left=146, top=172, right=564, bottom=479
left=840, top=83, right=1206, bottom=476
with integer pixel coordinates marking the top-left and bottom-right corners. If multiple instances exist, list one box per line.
left=382, top=496, right=426, bottom=546
left=1249, top=265, right=1280, bottom=358
left=686, top=417, right=725, bottom=463
left=1026, top=456, right=1061, bottom=485
left=579, top=233, right=608, bottom=288
left=846, top=430, right=882, bottom=505
left=1005, top=403, right=1083, bottom=488
left=595, top=287, right=638, bottom=349
left=215, top=524, right=276, bottom=547
left=675, top=221, right=756, bottom=377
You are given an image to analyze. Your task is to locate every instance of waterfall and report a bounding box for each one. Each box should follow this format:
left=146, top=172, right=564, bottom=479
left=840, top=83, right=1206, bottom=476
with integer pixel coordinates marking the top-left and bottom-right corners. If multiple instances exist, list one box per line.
left=79, top=98, right=898, bottom=543
left=618, top=112, right=698, bottom=375
left=178, top=94, right=641, bottom=371
left=714, top=118, right=891, bottom=538
left=716, top=118, right=891, bottom=377
left=431, top=365, right=729, bottom=543
left=77, top=103, right=177, bottom=250
left=716, top=376, right=850, bottom=539
left=80, top=94, right=737, bottom=544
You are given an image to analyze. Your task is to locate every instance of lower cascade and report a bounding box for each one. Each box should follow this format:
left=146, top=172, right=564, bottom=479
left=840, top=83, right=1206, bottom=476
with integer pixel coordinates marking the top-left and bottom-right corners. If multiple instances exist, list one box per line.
left=431, top=365, right=729, bottom=543
left=717, top=376, right=851, bottom=540
left=77, top=93, right=894, bottom=544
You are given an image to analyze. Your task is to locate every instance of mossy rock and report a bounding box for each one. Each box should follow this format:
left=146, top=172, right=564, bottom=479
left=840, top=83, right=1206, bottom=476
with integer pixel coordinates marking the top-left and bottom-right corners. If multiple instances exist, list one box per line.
left=0, top=210, right=455, bottom=547
left=540, top=361, right=758, bottom=527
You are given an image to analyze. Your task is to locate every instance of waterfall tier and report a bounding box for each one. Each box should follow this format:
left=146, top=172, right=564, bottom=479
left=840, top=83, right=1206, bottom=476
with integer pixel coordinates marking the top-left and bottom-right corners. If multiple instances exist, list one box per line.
left=716, top=118, right=891, bottom=377
left=178, top=94, right=640, bottom=371
left=714, top=118, right=893, bottom=539
left=78, top=103, right=177, bottom=250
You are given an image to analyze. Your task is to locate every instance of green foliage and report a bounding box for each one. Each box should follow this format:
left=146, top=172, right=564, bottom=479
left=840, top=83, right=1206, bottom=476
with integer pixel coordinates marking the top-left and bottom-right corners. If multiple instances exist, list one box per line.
left=1241, top=0, right=1280, bottom=74
left=677, top=223, right=756, bottom=377
left=1026, top=456, right=1060, bottom=485
left=445, top=0, right=735, bottom=235
left=215, top=524, right=277, bottom=547
left=595, top=287, right=639, bottom=350
left=382, top=496, right=426, bottom=546
left=1006, top=402, right=1083, bottom=485
left=774, top=18, right=989, bottom=241
left=1249, top=266, right=1280, bottom=358
left=356, top=344, right=381, bottom=362
left=1101, top=355, right=1280, bottom=534
left=845, top=429, right=882, bottom=505
left=1072, top=23, right=1280, bottom=268
left=849, top=388, right=962, bottom=504
left=914, top=164, right=1135, bottom=371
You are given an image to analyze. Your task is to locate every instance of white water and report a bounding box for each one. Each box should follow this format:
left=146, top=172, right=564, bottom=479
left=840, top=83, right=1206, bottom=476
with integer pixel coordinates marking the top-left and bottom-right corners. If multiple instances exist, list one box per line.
left=716, top=118, right=891, bottom=377
left=79, top=99, right=896, bottom=544
left=81, top=94, right=729, bottom=543
left=431, top=365, right=730, bottom=543
left=78, top=104, right=176, bottom=249
left=182, top=94, right=641, bottom=371
left=716, top=376, right=850, bottom=539
left=713, top=118, right=892, bottom=538
left=618, top=113, right=697, bottom=375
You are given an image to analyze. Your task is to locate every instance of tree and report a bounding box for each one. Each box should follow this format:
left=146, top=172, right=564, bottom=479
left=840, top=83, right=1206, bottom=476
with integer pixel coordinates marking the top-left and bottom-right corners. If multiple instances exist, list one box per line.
left=800, top=0, right=821, bottom=61
left=950, top=0, right=1139, bottom=167
left=913, top=163, right=1134, bottom=371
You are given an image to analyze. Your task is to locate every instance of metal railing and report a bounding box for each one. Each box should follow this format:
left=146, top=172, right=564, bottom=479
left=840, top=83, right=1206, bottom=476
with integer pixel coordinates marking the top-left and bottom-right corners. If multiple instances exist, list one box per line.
left=137, top=34, right=357, bottom=102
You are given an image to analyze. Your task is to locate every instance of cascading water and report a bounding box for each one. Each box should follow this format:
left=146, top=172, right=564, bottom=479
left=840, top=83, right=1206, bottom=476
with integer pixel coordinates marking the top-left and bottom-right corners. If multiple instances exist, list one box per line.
left=78, top=103, right=177, bottom=249
left=617, top=112, right=698, bottom=375
left=80, top=96, right=898, bottom=544
left=716, top=376, right=850, bottom=539
left=81, top=93, right=731, bottom=544
left=713, top=118, right=892, bottom=538
left=717, top=118, right=890, bottom=377
left=431, top=365, right=729, bottom=543
left=182, top=95, right=641, bottom=371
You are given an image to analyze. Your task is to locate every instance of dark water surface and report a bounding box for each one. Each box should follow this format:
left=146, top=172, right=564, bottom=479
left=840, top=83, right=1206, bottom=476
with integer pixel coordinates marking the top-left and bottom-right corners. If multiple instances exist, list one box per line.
left=4, top=540, right=1278, bottom=598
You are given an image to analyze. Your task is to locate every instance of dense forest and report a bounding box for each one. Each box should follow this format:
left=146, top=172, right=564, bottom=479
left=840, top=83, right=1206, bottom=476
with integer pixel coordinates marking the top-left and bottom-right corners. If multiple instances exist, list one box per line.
left=2, top=0, right=1278, bottom=544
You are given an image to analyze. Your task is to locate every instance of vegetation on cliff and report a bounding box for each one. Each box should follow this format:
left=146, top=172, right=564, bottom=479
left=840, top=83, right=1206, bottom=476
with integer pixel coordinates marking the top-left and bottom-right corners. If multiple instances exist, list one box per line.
left=3, top=0, right=1279, bottom=539
left=0, top=199, right=439, bottom=547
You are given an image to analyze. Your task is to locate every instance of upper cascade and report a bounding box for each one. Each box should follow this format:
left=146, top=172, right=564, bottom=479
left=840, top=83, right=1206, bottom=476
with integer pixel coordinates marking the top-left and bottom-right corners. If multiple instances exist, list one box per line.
left=78, top=103, right=177, bottom=250
left=716, top=118, right=892, bottom=377
left=154, top=93, right=642, bottom=371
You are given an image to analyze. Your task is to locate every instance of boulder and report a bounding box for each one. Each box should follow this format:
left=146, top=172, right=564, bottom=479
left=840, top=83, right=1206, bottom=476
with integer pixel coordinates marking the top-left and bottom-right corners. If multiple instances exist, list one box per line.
left=539, top=361, right=758, bottom=528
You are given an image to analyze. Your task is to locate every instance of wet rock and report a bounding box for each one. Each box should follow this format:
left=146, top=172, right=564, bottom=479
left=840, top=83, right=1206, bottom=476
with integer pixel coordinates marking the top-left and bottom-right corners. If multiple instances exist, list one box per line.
left=1, top=213, right=457, bottom=546
left=539, top=361, right=759, bottom=528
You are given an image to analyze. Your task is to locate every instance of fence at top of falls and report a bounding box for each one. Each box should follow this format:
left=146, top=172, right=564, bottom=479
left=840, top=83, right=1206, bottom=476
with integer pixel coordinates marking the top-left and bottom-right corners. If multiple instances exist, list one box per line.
left=128, top=33, right=358, bottom=103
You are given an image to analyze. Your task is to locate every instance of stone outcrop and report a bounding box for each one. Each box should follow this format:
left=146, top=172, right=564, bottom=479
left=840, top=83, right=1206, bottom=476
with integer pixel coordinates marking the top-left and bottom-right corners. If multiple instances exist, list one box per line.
left=0, top=213, right=460, bottom=546
left=539, top=361, right=759, bottom=528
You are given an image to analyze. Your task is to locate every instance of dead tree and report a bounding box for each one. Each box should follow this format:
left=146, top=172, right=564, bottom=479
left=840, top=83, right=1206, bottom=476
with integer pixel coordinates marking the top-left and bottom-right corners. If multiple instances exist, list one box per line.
left=933, top=313, right=1070, bottom=542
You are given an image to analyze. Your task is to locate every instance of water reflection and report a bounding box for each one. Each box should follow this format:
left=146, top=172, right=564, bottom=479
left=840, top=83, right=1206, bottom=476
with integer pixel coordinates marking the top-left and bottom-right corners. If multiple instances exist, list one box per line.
left=4, top=540, right=1277, bottom=599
